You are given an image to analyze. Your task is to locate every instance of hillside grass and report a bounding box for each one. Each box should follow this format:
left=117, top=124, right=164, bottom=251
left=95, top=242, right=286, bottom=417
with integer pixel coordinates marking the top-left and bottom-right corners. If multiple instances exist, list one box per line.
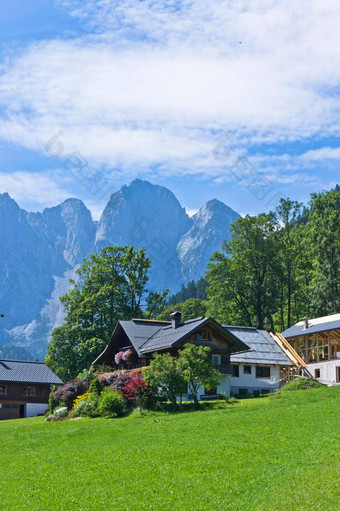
left=0, top=387, right=339, bottom=511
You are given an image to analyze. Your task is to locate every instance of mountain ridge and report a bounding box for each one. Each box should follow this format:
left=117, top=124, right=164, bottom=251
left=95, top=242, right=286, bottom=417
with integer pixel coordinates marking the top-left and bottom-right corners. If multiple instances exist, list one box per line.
left=0, top=180, right=240, bottom=358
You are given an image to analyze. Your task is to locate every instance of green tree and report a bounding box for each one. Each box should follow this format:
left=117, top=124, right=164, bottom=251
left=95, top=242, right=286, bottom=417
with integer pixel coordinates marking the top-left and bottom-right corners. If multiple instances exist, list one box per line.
left=206, top=213, right=279, bottom=329
left=177, top=344, right=221, bottom=408
left=145, top=290, right=169, bottom=318
left=46, top=246, right=151, bottom=379
left=308, top=188, right=340, bottom=315
left=275, top=198, right=304, bottom=330
left=147, top=353, right=186, bottom=406
left=157, top=298, right=208, bottom=321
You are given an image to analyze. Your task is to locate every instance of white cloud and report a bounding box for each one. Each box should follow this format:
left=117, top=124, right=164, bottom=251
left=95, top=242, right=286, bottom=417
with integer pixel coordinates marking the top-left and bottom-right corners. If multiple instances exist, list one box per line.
left=1, top=0, right=340, bottom=187
left=0, top=170, right=76, bottom=211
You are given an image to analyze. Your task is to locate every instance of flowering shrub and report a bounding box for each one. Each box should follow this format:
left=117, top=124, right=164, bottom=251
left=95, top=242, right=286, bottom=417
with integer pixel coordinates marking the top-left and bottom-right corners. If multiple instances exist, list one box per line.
left=97, top=371, right=119, bottom=386
left=73, top=392, right=99, bottom=418
left=73, top=392, right=92, bottom=409
left=122, top=349, right=132, bottom=361
left=114, top=351, right=124, bottom=364
left=45, top=406, right=68, bottom=421
left=54, top=406, right=68, bottom=418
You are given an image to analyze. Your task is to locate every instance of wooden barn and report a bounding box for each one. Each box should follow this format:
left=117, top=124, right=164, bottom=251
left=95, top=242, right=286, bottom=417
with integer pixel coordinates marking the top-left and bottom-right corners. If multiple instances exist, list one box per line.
left=0, top=359, right=62, bottom=420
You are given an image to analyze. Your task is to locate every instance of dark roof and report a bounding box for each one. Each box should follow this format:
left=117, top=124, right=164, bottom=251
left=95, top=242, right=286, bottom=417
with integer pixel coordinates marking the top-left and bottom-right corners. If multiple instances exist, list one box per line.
left=94, top=317, right=250, bottom=364
left=281, top=313, right=340, bottom=339
left=140, top=317, right=208, bottom=353
left=226, top=327, right=292, bottom=366
left=140, top=317, right=248, bottom=354
left=0, top=360, right=63, bottom=384
left=120, top=320, right=170, bottom=355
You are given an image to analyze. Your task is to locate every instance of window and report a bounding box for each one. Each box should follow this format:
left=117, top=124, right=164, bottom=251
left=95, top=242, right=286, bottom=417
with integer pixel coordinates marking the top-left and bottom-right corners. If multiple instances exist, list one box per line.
left=0, top=385, right=7, bottom=395
left=23, top=387, right=36, bottom=397
left=256, top=366, right=271, bottom=378
left=204, top=387, right=217, bottom=396
left=212, top=354, right=221, bottom=366
left=243, top=365, right=252, bottom=374
left=314, top=368, right=320, bottom=379
left=232, top=365, right=239, bottom=377
left=238, top=388, right=248, bottom=395
left=196, top=329, right=211, bottom=341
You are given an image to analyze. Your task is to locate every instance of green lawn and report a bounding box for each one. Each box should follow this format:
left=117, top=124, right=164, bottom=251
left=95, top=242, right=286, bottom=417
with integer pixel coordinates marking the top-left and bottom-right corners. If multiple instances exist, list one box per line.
left=0, top=388, right=339, bottom=511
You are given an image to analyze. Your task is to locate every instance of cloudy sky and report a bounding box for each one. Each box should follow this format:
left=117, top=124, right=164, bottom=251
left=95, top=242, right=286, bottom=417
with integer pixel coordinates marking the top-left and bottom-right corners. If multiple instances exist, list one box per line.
left=0, top=0, right=339, bottom=219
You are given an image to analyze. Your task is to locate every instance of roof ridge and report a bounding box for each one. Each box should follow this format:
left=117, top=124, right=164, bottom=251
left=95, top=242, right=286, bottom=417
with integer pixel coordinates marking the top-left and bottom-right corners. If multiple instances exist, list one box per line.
left=224, top=325, right=257, bottom=330
left=131, top=318, right=171, bottom=324
left=0, top=359, right=44, bottom=364
left=182, top=316, right=205, bottom=325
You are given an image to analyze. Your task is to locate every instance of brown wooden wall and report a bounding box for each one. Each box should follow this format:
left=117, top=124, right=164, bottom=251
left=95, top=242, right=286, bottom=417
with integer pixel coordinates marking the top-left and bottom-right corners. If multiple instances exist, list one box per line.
left=0, top=382, right=50, bottom=404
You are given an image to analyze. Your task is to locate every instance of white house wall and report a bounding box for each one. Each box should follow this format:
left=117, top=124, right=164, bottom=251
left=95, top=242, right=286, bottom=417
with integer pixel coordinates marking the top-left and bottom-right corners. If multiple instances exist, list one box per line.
left=26, top=403, right=49, bottom=417
left=179, top=375, right=231, bottom=401
left=230, top=364, right=281, bottom=395
left=307, top=360, right=340, bottom=384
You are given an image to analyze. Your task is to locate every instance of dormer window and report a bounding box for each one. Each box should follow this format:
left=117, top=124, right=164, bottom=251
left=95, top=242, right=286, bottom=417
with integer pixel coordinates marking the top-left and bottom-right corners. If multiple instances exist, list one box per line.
left=196, top=329, right=211, bottom=341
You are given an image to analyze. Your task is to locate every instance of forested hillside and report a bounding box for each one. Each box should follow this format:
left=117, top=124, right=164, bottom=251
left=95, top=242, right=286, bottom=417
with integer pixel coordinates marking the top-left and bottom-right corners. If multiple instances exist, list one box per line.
left=164, top=187, right=340, bottom=331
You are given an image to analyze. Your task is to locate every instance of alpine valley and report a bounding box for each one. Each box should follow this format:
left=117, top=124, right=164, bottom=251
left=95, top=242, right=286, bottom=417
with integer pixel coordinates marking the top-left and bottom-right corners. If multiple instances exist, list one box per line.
left=0, top=179, right=240, bottom=358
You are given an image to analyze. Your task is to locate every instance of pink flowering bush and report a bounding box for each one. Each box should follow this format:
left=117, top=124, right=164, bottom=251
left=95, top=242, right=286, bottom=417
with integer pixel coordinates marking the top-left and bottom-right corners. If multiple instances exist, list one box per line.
left=97, top=371, right=119, bottom=386
left=122, top=349, right=132, bottom=361
left=114, top=351, right=124, bottom=364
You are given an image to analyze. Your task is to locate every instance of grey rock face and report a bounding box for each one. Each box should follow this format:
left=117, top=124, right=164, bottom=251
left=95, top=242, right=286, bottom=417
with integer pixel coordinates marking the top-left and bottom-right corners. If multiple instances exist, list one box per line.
left=177, top=199, right=240, bottom=281
left=0, top=181, right=240, bottom=358
left=96, top=179, right=193, bottom=291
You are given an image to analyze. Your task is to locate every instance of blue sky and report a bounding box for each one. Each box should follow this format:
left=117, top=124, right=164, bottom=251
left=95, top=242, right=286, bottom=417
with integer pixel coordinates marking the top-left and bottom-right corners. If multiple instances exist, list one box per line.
left=0, top=0, right=339, bottom=219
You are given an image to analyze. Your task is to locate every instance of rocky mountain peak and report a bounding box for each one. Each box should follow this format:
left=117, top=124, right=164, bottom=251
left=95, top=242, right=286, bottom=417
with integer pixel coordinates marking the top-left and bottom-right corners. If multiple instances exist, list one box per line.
left=0, top=181, right=240, bottom=358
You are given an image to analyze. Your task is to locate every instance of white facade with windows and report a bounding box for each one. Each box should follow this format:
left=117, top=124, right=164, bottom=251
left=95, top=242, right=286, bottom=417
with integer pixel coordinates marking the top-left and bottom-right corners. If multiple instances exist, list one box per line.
left=230, top=363, right=281, bottom=395
left=225, top=326, right=292, bottom=396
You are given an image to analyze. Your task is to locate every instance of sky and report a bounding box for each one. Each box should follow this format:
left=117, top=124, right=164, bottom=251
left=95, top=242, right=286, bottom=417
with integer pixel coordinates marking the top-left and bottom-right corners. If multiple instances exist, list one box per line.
left=0, top=0, right=339, bottom=220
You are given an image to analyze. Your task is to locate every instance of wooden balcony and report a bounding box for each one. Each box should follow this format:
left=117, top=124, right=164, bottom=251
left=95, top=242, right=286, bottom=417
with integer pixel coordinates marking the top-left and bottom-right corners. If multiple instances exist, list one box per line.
left=213, top=364, right=232, bottom=375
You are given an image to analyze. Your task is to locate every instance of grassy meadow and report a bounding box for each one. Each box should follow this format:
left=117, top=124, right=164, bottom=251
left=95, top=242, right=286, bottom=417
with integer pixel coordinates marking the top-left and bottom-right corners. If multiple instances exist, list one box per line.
left=0, top=387, right=339, bottom=511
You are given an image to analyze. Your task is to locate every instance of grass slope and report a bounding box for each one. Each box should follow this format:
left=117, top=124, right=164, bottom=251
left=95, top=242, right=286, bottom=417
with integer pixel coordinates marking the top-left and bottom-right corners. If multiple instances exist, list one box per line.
left=0, top=387, right=339, bottom=511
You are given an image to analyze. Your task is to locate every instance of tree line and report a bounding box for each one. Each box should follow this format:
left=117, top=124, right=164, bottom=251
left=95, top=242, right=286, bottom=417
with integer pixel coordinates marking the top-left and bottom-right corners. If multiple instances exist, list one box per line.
left=206, top=187, right=340, bottom=331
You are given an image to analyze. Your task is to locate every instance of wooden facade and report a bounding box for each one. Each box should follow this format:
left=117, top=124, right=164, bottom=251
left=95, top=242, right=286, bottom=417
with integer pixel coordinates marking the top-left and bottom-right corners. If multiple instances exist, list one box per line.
left=0, top=382, right=50, bottom=420
left=286, top=329, right=340, bottom=364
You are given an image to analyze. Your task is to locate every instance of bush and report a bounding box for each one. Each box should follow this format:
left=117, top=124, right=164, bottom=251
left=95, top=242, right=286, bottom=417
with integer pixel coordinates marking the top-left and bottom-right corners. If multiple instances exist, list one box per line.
left=45, top=406, right=68, bottom=421
left=54, top=406, right=68, bottom=418
left=48, top=385, right=57, bottom=412
left=73, top=392, right=99, bottom=418
left=89, top=377, right=103, bottom=396
left=53, top=379, right=87, bottom=410
left=98, top=389, right=127, bottom=418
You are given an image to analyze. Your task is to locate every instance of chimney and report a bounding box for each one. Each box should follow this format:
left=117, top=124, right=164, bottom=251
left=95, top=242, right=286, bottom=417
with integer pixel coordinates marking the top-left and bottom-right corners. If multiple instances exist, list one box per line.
left=170, top=310, right=182, bottom=329
left=303, top=317, right=309, bottom=329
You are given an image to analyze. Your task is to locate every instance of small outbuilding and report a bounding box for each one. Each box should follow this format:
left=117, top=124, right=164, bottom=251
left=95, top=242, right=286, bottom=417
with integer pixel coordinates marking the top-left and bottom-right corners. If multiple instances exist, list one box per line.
left=0, top=359, right=62, bottom=420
